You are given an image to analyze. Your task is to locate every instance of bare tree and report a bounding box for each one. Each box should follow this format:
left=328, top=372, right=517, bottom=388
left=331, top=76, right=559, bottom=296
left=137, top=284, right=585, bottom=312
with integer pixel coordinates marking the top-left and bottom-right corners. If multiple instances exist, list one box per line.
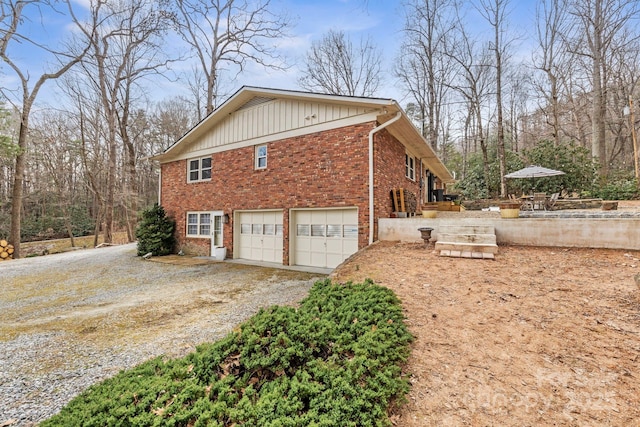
left=567, top=0, right=640, bottom=174
left=0, top=0, right=89, bottom=258
left=298, top=29, right=383, bottom=97
left=532, top=0, right=572, bottom=147
left=70, top=0, right=174, bottom=243
left=606, top=36, right=640, bottom=172
left=73, top=88, right=108, bottom=248
left=29, top=110, right=84, bottom=247
left=176, top=0, right=291, bottom=116
left=152, top=97, right=197, bottom=150
left=445, top=13, right=493, bottom=196
left=396, top=0, right=457, bottom=152
left=476, top=0, right=513, bottom=198
left=505, top=66, right=530, bottom=152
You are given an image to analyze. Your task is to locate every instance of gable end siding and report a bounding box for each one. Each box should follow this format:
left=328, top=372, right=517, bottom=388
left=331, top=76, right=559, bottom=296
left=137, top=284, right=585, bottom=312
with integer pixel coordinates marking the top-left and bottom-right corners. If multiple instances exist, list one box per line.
left=188, top=98, right=375, bottom=154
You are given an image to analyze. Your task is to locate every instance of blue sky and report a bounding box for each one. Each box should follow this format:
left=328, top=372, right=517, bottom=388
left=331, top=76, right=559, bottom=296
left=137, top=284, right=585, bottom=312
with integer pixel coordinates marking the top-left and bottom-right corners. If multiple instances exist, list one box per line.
left=1, top=0, right=540, bottom=110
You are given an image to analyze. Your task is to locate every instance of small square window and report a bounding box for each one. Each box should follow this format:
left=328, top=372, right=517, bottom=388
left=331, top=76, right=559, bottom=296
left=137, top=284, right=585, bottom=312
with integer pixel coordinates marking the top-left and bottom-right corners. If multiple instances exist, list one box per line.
left=255, top=144, right=267, bottom=169
left=188, top=156, right=212, bottom=182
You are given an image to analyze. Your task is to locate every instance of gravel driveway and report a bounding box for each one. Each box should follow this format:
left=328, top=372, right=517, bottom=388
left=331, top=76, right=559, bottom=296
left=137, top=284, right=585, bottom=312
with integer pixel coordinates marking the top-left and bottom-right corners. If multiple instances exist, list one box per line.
left=0, top=244, right=325, bottom=426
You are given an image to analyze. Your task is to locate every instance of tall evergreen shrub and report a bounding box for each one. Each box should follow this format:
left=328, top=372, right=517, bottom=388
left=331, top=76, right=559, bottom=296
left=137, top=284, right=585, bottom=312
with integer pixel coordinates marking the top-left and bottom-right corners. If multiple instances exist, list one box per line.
left=135, top=203, right=176, bottom=256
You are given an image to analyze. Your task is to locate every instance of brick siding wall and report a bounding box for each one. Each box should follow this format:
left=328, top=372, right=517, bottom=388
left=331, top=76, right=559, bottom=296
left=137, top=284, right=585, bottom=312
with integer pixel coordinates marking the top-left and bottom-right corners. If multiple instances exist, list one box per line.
left=160, top=121, right=422, bottom=262
left=373, top=129, right=423, bottom=232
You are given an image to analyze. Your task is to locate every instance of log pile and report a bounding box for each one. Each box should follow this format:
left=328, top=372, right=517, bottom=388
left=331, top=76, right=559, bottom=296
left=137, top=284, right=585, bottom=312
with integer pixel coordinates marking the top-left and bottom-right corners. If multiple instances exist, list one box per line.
left=0, top=240, right=14, bottom=261
left=391, top=189, right=418, bottom=214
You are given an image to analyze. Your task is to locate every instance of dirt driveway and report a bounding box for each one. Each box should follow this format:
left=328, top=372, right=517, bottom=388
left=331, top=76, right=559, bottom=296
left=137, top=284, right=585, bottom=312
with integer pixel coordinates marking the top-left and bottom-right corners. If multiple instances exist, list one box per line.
left=0, top=244, right=324, bottom=425
left=331, top=241, right=640, bottom=426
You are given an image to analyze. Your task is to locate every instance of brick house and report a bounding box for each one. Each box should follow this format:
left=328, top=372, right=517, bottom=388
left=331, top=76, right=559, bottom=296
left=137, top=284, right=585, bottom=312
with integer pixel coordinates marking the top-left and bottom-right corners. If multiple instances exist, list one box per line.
left=153, top=87, right=453, bottom=269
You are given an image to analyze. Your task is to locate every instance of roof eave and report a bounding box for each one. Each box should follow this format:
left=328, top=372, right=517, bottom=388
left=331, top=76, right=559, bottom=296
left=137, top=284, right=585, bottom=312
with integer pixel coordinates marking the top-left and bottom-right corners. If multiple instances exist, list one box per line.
left=383, top=111, right=455, bottom=183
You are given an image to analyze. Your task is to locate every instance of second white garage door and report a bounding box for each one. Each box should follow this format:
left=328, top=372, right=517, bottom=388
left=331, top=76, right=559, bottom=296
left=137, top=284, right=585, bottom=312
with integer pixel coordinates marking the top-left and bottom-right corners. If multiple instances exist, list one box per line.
left=237, top=210, right=283, bottom=263
left=292, top=208, right=359, bottom=269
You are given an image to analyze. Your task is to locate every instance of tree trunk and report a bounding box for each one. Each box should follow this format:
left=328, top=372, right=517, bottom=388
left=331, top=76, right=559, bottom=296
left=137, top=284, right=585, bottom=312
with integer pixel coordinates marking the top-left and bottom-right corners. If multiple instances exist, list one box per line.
left=592, top=51, right=607, bottom=174
left=104, top=137, right=115, bottom=244
left=9, top=112, right=30, bottom=259
left=476, top=105, right=490, bottom=197
left=65, top=215, right=76, bottom=248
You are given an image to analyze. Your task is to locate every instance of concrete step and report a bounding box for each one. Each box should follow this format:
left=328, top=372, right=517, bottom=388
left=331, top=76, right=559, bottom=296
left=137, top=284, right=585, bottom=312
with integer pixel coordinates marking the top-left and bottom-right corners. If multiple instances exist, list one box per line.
left=436, top=233, right=496, bottom=245
left=435, top=223, right=498, bottom=259
left=435, top=241, right=499, bottom=254
left=437, top=225, right=495, bottom=235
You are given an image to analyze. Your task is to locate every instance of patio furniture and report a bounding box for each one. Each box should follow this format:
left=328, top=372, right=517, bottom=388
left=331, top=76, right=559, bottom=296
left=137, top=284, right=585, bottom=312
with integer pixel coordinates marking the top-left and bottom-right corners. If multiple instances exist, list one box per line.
left=546, top=193, right=559, bottom=210
left=533, top=192, right=547, bottom=211
left=520, top=194, right=534, bottom=211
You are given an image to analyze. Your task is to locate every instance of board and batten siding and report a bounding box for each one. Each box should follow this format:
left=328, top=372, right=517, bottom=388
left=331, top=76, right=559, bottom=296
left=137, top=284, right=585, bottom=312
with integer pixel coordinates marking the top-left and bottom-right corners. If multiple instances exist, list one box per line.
left=188, top=98, right=375, bottom=153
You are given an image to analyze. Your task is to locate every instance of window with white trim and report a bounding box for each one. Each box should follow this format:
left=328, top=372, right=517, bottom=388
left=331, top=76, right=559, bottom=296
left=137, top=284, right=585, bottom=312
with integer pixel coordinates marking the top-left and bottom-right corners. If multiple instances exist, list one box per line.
left=188, top=156, right=212, bottom=182
left=187, top=211, right=223, bottom=245
left=405, top=153, right=415, bottom=181
left=187, top=212, right=211, bottom=237
left=255, top=144, right=267, bottom=169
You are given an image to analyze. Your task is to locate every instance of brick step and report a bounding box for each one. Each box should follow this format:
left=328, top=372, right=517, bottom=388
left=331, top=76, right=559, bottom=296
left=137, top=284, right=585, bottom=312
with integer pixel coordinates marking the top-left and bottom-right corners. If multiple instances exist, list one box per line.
left=438, top=250, right=495, bottom=259
left=434, top=241, right=499, bottom=254
left=436, top=233, right=496, bottom=245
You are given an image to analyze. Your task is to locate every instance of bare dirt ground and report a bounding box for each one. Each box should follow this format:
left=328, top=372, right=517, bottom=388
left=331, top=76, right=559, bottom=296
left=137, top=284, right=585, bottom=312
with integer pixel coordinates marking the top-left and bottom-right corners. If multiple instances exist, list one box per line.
left=332, top=242, right=640, bottom=426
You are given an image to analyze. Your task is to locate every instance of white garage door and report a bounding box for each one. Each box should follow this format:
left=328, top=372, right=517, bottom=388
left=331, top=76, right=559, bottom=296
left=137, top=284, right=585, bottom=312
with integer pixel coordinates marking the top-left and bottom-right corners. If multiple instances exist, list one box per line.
left=237, top=210, right=283, bottom=263
left=293, top=208, right=359, bottom=269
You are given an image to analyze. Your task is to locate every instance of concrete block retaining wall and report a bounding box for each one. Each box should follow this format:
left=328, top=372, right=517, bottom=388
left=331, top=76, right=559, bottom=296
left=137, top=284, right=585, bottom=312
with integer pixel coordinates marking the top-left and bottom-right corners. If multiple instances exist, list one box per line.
left=379, top=217, right=640, bottom=250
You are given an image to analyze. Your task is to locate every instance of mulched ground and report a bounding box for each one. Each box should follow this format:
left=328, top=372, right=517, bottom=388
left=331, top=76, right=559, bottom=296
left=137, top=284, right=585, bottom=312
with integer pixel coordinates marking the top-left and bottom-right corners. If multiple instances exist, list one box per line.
left=331, top=241, right=640, bottom=426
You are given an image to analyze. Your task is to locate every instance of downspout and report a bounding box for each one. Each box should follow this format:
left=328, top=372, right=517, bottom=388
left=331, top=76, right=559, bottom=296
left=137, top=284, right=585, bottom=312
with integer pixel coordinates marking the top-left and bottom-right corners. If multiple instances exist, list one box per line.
left=368, top=111, right=402, bottom=245
left=157, top=166, right=162, bottom=205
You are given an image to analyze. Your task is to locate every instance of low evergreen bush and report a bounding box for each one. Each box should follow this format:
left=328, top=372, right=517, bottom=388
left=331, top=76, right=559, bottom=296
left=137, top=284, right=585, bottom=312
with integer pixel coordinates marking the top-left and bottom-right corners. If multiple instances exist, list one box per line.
left=42, top=280, right=413, bottom=426
left=135, top=203, right=176, bottom=256
left=590, top=177, right=639, bottom=200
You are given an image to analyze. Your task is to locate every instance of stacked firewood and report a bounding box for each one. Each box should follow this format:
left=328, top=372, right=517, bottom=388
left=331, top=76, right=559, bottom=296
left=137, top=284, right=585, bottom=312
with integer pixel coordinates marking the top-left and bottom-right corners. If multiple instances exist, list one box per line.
left=0, top=240, right=14, bottom=261
left=391, top=189, right=418, bottom=214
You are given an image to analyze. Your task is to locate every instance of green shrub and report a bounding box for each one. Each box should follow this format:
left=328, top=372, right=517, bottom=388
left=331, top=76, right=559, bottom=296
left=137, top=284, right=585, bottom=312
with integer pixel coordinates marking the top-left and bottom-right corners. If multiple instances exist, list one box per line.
left=589, top=177, right=639, bottom=200
left=454, top=140, right=598, bottom=199
left=42, top=280, right=413, bottom=427
left=135, top=203, right=176, bottom=256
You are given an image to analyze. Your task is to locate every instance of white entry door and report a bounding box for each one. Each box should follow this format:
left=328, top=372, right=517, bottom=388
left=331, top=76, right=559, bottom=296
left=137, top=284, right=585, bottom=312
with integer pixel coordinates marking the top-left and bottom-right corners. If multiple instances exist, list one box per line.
left=292, top=208, right=359, bottom=269
left=209, top=212, right=224, bottom=256
left=237, top=210, right=283, bottom=263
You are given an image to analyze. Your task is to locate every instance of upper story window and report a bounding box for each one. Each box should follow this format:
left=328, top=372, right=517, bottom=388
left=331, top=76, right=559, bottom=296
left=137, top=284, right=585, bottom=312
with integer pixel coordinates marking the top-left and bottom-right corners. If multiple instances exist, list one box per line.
left=255, top=144, right=267, bottom=169
left=405, top=153, right=415, bottom=181
left=188, top=156, right=212, bottom=182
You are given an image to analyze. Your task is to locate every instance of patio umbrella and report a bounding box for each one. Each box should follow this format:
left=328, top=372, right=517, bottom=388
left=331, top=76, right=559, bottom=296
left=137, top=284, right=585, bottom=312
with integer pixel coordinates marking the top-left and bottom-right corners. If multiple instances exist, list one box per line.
left=504, top=165, right=565, bottom=192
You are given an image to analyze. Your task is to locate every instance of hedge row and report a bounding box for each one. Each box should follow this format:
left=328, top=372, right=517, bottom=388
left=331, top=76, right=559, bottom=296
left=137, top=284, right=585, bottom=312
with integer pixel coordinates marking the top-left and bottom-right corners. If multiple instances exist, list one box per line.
left=42, top=279, right=414, bottom=426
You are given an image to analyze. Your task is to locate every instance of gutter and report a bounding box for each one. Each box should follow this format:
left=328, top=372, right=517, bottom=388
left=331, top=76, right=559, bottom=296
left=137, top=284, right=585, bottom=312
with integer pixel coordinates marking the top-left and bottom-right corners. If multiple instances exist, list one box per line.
left=368, top=111, right=402, bottom=245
